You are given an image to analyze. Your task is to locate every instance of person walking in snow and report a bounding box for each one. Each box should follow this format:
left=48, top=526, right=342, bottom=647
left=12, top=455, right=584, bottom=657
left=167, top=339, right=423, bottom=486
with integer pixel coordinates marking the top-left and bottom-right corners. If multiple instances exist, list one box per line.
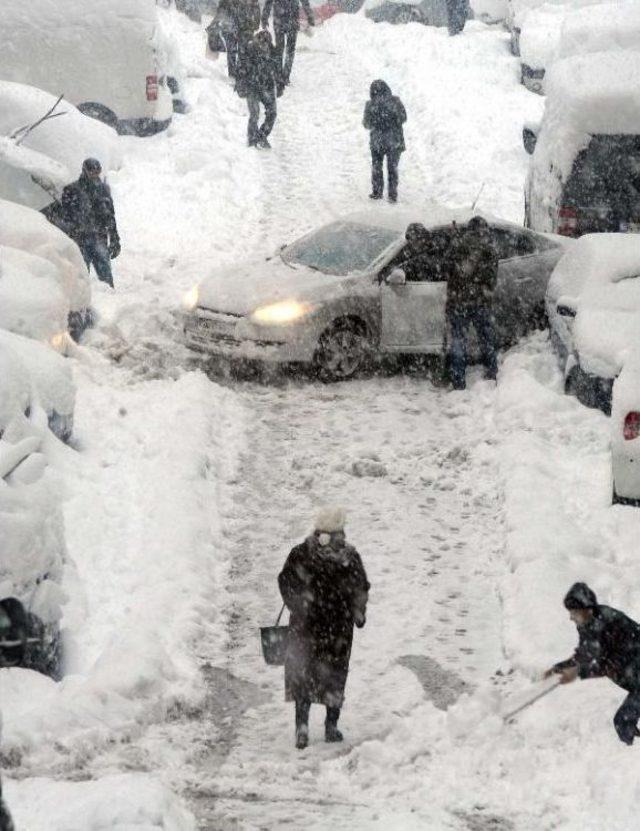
left=236, top=29, right=281, bottom=147
left=363, top=80, right=407, bottom=203
left=444, top=215, right=498, bottom=390
left=261, top=0, right=314, bottom=88
left=544, top=583, right=640, bottom=746
left=445, top=0, right=470, bottom=35
left=278, top=508, right=369, bottom=750
left=210, top=0, right=260, bottom=79
left=60, top=158, right=120, bottom=288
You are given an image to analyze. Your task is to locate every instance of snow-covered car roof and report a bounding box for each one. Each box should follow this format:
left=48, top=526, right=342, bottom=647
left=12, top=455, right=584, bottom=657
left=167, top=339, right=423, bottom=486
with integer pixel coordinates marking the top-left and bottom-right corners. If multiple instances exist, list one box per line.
left=518, top=0, right=605, bottom=69
left=0, top=136, right=70, bottom=211
left=0, top=198, right=90, bottom=314
left=342, top=203, right=512, bottom=233
left=549, top=233, right=640, bottom=376
left=0, top=330, right=75, bottom=421
left=0, top=82, right=121, bottom=211
left=0, top=245, right=69, bottom=342
left=556, top=2, right=640, bottom=62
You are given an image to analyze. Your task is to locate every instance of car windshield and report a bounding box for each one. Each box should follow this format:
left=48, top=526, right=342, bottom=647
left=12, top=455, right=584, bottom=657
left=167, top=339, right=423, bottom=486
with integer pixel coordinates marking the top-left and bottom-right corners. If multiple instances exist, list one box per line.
left=566, top=135, right=640, bottom=219
left=282, top=221, right=400, bottom=276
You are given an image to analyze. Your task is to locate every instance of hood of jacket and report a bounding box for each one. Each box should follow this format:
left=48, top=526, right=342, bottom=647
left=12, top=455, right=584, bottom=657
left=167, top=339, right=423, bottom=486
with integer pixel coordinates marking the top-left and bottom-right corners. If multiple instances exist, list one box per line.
left=370, top=79, right=392, bottom=99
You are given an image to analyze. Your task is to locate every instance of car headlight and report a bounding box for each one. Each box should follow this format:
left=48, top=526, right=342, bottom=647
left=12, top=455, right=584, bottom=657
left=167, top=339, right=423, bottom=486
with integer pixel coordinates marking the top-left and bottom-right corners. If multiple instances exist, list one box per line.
left=183, top=284, right=199, bottom=311
left=250, top=300, right=314, bottom=325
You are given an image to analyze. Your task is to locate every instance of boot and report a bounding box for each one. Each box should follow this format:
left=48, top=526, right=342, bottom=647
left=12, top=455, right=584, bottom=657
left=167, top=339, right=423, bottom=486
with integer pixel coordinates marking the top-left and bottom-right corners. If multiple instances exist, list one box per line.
left=295, top=699, right=310, bottom=750
left=325, top=706, right=343, bottom=743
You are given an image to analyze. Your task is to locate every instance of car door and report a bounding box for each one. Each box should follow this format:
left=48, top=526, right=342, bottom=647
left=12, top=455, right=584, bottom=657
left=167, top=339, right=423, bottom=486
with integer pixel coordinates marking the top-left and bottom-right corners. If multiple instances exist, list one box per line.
left=378, top=243, right=447, bottom=353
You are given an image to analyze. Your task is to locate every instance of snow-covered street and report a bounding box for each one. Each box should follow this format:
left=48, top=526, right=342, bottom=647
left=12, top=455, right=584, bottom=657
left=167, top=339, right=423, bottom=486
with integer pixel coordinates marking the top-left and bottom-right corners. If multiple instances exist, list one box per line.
left=3, top=6, right=640, bottom=830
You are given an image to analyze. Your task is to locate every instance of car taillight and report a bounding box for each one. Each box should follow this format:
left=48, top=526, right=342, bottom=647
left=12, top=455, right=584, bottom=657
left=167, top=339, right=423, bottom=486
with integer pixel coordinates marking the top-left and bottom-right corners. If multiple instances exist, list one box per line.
left=624, top=412, right=640, bottom=441
left=558, top=206, right=578, bottom=236
left=146, top=74, right=158, bottom=101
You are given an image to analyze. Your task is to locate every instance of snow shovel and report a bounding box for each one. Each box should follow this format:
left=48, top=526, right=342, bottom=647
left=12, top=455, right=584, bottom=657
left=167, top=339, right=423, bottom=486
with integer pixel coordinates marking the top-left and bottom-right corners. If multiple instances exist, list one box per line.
left=502, top=679, right=561, bottom=723
left=260, top=604, right=288, bottom=666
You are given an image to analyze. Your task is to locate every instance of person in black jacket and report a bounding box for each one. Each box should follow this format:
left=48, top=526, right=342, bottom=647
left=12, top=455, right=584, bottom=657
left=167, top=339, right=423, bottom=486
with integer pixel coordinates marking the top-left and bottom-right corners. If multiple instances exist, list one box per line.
left=60, top=158, right=120, bottom=288
left=278, top=507, right=369, bottom=750
left=236, top=30, right=281, bottom=147
left=545, top=583, right=640, bottom=745
left=363, top=80, right=407, bottom=203
left=445, top=216, right=498, bottom=389
left=209, top=0, right=260, bottom=79
left=261, top=0, right=314, bottom=87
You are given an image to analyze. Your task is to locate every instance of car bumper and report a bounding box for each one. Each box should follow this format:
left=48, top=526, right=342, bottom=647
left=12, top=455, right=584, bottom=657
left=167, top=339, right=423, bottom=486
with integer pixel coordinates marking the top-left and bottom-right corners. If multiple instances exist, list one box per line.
left=183, top=309, right=318, bottom=364
left=613, top=441, right=640, bottom=502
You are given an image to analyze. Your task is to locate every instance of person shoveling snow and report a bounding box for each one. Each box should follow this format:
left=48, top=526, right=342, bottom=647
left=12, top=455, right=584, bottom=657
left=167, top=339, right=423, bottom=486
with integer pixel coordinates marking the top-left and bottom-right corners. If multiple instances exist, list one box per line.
left=544, top=582, right=640, bottom=746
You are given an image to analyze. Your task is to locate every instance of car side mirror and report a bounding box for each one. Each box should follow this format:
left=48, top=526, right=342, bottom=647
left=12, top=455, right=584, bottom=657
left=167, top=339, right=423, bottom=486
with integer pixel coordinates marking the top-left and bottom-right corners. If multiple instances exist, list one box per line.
left=557, top=303, right=576, bottom=318
left=386, top=268, right=406, bottom=286
left=522, top=127, right=537, bottom=156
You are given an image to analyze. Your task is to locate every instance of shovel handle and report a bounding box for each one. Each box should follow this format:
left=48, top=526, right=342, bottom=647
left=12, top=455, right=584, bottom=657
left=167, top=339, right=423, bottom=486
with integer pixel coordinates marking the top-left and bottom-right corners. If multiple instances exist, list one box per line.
left=275, top=603, right=286, bottom=626
left=503, top=679, right=561, bottom=722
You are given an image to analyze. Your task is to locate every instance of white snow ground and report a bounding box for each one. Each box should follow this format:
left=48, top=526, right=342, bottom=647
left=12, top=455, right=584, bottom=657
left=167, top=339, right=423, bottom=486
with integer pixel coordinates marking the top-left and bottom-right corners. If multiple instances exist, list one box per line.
left=3, top=6, right=640, bottom=830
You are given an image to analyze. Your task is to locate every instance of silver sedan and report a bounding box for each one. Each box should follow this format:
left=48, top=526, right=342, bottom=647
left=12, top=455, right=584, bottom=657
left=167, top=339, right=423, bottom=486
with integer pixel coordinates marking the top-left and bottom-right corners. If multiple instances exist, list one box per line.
left=183, top=205, right=567, bottom=381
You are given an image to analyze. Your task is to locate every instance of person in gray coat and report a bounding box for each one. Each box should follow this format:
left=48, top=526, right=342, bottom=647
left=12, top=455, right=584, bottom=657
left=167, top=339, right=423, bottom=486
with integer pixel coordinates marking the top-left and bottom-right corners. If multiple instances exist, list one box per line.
left=363, top=80, right=407, bottom=203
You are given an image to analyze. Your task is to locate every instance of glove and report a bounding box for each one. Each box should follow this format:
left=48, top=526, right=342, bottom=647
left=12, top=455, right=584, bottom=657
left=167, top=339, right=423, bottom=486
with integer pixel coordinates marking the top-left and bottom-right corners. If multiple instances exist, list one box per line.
left=354, top=611, right=366, bottom=629
left=276, top=81, right=285, bottom=98
left=109, top=236, right=121, bottom=259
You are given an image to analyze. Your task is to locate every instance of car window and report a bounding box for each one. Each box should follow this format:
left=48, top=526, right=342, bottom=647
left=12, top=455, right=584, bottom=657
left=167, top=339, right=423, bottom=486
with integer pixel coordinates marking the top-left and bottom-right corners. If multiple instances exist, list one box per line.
left=488, top=228, right=537, bottom=259
left=565, top=135, right=640, bottom=218
left=383, top=228, right=458, bottom=282
left=282, top=221, right=400, bottom=276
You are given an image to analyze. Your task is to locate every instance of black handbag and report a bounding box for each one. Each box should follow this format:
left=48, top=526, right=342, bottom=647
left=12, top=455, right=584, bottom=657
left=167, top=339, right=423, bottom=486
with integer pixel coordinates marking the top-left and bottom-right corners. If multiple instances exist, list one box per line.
left=260, top=604, right=288, bottom=666
left=206, top=22, right=226, bottom=53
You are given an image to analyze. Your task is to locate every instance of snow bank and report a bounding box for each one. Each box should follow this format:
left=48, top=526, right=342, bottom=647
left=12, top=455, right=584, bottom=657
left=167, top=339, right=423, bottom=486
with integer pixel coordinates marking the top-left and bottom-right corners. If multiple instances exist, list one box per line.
left=519, top=0, right=606, bottom=70
left=0, top=245, right=69, bottom=341
left=0, top=198, right=90, bottom=313
left=5, top=773, right=195, bottom=831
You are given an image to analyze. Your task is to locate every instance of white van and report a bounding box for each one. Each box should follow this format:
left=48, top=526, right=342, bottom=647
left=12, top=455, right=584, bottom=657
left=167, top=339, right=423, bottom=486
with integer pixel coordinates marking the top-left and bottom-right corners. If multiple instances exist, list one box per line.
left=0, top=0, right=174, bottom=135
left=524, top=50, right=640, bottom=238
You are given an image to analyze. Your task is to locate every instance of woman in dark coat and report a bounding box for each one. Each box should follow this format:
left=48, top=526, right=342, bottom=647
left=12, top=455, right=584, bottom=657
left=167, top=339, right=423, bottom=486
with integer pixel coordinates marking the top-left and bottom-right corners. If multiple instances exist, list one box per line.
left=236, top=29, right=281, bottom=148
left=363, top=79, right=407, bottom=203
left=278, top=508, right=370, bottom=749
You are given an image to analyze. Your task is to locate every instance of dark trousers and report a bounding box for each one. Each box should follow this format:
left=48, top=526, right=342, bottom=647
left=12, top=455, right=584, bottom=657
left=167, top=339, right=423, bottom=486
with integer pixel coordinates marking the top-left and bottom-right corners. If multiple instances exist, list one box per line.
left=614, top=691, right=640, bottom=745
left=447, top=305, right=497, bottom=390
left=247, top=89, right=277, bottom=144
left=371, top=148, right=400, bottom=199
left=446, top=0, right=467, bottom=34
left=295, top=699, right=340, bottom=728
left=80, top=236, right=114, bottom=287
left=274, top=21, right=298, bottom=83
left=224, top=30, right=239, bottom=77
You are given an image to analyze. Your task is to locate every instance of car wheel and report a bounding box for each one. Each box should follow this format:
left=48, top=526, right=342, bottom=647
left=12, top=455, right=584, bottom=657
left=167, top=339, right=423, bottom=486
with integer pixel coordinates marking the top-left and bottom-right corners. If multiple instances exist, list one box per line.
left=77, top=102, right=119, bottom=130
left=313, top=319, right=370, bottom=382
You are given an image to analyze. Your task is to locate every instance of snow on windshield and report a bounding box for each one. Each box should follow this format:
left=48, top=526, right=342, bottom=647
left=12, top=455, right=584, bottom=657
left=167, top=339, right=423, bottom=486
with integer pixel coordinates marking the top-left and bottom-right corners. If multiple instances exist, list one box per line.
left=282, top=221, right=399, bottom=275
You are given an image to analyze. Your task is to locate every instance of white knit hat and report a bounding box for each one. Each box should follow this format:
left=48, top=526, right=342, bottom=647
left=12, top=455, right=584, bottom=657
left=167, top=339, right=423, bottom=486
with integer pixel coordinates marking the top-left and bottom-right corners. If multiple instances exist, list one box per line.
left=314, top=506, right=346, bottom=533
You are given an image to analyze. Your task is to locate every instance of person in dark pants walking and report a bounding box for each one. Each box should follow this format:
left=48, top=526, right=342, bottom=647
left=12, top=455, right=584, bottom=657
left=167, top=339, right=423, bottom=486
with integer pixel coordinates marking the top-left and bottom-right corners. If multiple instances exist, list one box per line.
left=60, top=158, right=120, bottom=288
left=445, top=216, right=498, bottom=389
left=236, top=30, right=281, bottom=147
left=544, top=583, right=640, bottom=745
left=261, top=0, right=314, bottom=87
left=278, top=507, right=369, bottom=750
left=446, top=0, right=469, bottom=35
left=363, top=80, right=407, bottom=203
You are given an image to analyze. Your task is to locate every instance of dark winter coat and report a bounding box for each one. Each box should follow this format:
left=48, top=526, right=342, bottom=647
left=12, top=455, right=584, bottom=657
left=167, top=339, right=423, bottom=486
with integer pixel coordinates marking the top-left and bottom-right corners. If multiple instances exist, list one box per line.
left=445, top=229, right=499, bottom=311
left=236, top=39, right=281, bottom=97
left=278, top=536, right=369, bottom=707
left=220, top=0, right=260, bottom=37
left=553, top=605, right=640, bottom=692
left=363, top=81, right=407, bottom=155
left=261, top=0, right=314, bottom=30
left=60, top=173, right=118, bottom=245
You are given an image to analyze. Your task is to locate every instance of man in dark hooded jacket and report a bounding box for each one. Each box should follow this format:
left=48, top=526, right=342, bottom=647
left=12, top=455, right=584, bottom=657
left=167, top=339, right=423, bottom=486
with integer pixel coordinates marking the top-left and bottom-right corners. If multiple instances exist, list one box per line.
left=261, top=0, right=314, bottom=87
left=210, top=0, right=260, bottom=79
left=278, top=507, right=369, bottom=750
left=60, top=158, right=120, bottom=288
left=236, top=30, right=281, bottom=148
left=545, top=582, right=640, bottom=745
left=445, top=215, right=498, bottom=389
left=363, top=80, right=407, bottom=203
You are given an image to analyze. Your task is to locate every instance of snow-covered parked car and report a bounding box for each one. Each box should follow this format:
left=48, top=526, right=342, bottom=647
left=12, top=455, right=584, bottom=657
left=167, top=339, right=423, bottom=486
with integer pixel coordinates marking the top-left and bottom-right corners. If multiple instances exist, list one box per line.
left=546, top=233, right=640, bottom=414
left=0, top=347, right=67, bottom=678
left=518, top=0, right=604, bottom=94
left=0, top=0, right=174, bottom=135
left=0, top=199, right=92, bottom=341
left=555, top=2, right=640, bottom=64
left=183, top=205, right=567, bottom=380
left=506, top=0, right=546, bottom=56
left=524, top=50, right=640, bottom=238
left=0, top=331, right=75, bottom=444
left=0, top=81, right=121, bottom=213
left=611, top=358, right=640, bottom=505
left=365, top=0, right=470, bottom=27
